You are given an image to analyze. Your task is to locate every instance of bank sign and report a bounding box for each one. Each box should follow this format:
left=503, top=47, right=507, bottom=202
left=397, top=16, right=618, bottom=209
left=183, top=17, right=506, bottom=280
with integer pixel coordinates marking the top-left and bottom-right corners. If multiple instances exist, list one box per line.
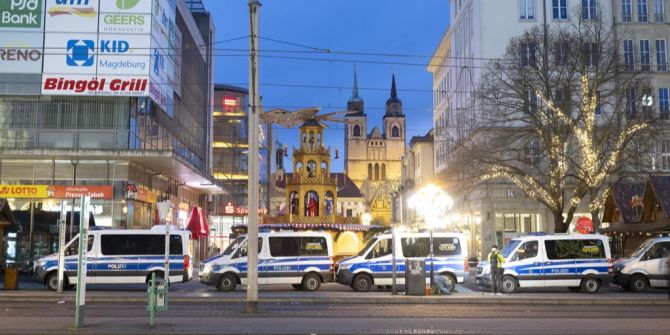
left=0, top=0, right=43, bottom=28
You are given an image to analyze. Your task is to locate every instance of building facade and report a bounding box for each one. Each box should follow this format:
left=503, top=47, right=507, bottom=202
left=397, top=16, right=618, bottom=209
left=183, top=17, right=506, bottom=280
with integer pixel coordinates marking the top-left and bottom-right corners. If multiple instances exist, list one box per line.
left=0, top=0, right=220, bottom=267
left=400, top=130, right=435, bottom=226
left=344, top=74, right=406, bottom=225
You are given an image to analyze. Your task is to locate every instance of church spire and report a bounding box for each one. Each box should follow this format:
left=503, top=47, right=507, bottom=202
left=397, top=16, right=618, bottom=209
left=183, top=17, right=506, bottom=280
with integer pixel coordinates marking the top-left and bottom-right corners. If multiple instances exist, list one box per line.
left=385, top=73, right=403, bottom=117
left=347, top=66, right=365, bottom=116
left=352, top=67, right=359, bottom=98
left=390, top=73, right=397, bottom=99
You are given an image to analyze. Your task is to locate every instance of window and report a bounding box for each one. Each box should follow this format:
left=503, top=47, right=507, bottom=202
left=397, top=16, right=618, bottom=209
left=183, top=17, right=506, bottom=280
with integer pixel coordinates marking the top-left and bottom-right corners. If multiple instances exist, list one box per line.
left=520, top=0, right=535, bottom=19
left=374, top=163, right=380, bottom=181
left=626, top=88, right=637, bottom=118
left=582, top=0, right=597, bottom=19
left=624, top=40, right=635, bottom=71
left=656, top=40, right=667, bottom=71
left=544, top=239, right=606, bottom=259
left=235, top=238, right=263, bottom=258
left=526, top=90, right=538, bottom=113
left=367, top=238, right=392, bottom=259
left=663, top=139, right=670, bottom=171
left=100, top=234, right=183, bottom=255
left=659, top=88, right=669, bottom=119
left=520, top=42, right=537, bottom=66
left=639, top=0, right=649, bottom=22
left=367, top=163, right=372, bottom=180
left=525, top=139, right=541, bottom=165
left=553, top=0, right=567, bottom=19
left=554, top=42, right=569, bottom=66
left=515, top=241, right=539, bottom=261
left=643, top=242, right=670, bottom=260
left=66, top=235, right=94, bottom=256
left=400, top=237, right=462, bottom=258
left=391, top=125, right=400, bottom=137
left=622, top=0, right=632, bottom=21
left=352, top=124, right=361, bottom=137
left=640, top=40, right=651, bottom=71
left=269, top=236, right=328, bottom=257
left=655, top=0, right=665, bottom=22
left=583, top=42, right=599, bottom=67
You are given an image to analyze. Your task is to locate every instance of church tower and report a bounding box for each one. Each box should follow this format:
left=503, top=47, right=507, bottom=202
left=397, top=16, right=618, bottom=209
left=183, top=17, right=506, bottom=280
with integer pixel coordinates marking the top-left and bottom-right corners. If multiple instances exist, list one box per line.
left=344, top=70, right=367, bottom=180
left=383, top=74, right=406, bottom=161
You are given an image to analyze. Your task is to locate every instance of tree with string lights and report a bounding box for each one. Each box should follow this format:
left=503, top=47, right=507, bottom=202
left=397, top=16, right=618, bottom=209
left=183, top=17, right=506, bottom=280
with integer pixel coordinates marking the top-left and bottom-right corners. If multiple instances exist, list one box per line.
left=450, top=12, right=657, bottom=233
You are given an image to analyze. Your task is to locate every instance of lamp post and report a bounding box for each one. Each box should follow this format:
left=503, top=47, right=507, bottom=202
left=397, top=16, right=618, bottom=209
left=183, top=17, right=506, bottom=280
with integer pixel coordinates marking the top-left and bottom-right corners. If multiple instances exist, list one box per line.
left=407, top=184, right=453, bottom=289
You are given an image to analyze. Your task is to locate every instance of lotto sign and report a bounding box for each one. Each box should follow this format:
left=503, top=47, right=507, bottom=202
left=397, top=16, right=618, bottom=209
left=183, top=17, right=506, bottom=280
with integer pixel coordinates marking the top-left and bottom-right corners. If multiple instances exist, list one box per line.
left=0, top=184, right=49, bottom=198
left=0, top=0, right=43, bottom=29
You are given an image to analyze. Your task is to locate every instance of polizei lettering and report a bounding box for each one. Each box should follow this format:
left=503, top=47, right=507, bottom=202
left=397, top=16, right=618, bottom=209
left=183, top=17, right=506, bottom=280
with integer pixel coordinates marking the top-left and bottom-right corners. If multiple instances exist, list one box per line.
left=43, top=77, right=148, bottom=94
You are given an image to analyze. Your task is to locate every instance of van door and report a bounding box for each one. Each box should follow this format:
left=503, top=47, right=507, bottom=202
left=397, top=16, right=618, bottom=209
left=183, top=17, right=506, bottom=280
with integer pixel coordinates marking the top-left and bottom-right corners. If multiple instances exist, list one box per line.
left=265, top=236, right=300, bottom=284
left=510, top=240, right=543, bottom=287
left=639, top=241, right=670, bottom=287
left=234, top=238, right=265, bottom=285
left=365, top=238, right=393, bottom=285
left=542, top=239, right=578, bottom=287
left=64, top=235, right=96, bottom=284
left=97, top=234, right=138, bottom=284
left=297, top=236, right=330, bottom=282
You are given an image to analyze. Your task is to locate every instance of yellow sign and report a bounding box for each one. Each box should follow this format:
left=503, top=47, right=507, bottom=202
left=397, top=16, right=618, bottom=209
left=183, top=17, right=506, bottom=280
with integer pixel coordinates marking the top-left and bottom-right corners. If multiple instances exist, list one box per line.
left=0, top=185, right=49, bottom=198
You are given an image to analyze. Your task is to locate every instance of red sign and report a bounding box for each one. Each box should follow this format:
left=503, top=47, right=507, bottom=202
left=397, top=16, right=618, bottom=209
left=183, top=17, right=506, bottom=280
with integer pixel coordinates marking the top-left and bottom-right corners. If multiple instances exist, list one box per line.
left=223, top=203, right=267, bottom=216
left=51, top=185, right=114, bottom=199
left=576, top=217, right=594, bottom=234
left=42, top=76, right=148, bottom=95
left=223, top=96, right=237, bottom=112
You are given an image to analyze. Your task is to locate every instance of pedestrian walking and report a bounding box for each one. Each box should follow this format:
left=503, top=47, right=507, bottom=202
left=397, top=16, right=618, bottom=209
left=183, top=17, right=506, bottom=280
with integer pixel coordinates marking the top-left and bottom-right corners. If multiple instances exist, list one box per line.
left=488, top=245, right=505, bottom=295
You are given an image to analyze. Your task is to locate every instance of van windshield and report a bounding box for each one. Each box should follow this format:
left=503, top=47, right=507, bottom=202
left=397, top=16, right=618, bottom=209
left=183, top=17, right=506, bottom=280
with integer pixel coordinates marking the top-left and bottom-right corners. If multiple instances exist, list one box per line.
left=630, top=239, right=654, bottom=258
left=222, top=236, right=245, bottom=256
left=357, top=238, right=378, bottom=257
left=501, top=240, right=521, bottom=258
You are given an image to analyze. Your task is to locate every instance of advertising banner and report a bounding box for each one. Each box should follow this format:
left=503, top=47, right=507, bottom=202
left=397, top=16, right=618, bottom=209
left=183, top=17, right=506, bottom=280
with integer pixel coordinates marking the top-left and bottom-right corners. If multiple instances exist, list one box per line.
left=0, top=0, right=43, bottom=29
left=41, top=74, right=148, bottom=96
left=44, top=0, right=99, bottom=33
left=99, top=0, right=151, bottom=34
left=96, top=33, right=151, bottom=75
left=51, top=185, right=113, bottom=199
left=149, top=0, right=175, bottom=118
left=0, top=184, right=49, bottom=198
left=0, top=32, right=43, bottom=73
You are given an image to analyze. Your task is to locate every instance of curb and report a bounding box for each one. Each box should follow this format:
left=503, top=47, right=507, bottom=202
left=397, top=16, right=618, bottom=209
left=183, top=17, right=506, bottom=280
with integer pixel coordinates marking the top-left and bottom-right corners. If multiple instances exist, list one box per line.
left=1, top=295, right=669, bottom=305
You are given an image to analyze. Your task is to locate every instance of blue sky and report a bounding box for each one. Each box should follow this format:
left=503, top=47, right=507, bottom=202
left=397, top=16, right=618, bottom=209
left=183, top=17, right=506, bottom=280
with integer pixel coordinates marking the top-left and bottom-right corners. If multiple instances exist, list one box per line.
left=203, top=0, right=450, bottom=171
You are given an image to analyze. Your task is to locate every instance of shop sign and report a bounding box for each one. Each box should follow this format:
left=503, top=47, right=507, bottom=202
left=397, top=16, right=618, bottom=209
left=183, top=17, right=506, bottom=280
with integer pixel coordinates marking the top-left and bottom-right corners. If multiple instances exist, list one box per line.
left=0, top=0, right=43, bottom=29
left=0, top=184, right=49, bottom=198
left=44, top=0, right=99, bottom=33
left=0, top=32, right=44, bottom=73
left=99, top=0, right=151, bottom=34
left=576, top=217, right=594, bottom=234
left=223, top=202, right=267, bottom=216
left=41, top=75, right=149, bottom=96
left=51, top=185, right=113, bottom=199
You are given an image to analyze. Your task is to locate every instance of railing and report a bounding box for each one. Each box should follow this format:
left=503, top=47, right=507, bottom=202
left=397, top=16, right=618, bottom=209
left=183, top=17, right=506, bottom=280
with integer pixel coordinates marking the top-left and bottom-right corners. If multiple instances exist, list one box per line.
left=286, top=175, right=337, bottom=185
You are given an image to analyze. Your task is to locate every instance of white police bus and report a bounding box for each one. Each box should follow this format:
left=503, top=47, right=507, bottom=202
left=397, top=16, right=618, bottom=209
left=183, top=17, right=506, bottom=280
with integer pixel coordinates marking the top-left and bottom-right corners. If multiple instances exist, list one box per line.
left=199, top=231, right=334, bottom=291
left=475, top=233, right=611, bottom=293
left=33, top=225, right=192, bottom=290
left=335, top=232, right=469, bottom=292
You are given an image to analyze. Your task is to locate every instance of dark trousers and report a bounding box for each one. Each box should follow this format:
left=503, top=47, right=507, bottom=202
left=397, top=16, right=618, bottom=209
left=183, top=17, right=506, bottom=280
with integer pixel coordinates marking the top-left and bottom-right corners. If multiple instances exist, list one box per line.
left=491, top=268, right=503, bottom=293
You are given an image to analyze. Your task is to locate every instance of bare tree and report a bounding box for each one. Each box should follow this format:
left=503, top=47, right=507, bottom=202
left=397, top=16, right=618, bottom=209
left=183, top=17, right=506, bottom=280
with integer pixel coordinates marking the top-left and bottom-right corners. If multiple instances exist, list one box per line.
left=450, top=13, right=655, bottom=232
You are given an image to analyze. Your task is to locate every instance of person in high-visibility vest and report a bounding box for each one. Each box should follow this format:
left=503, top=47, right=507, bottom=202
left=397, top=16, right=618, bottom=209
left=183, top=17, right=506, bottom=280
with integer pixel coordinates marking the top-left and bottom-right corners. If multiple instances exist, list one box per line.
left=488, top=245, right=505, bottom=295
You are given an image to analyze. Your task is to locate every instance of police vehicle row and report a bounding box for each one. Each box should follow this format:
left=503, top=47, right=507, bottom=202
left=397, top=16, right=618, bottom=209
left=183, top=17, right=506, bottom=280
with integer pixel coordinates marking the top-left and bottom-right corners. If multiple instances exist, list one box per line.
left=475, top=233, right=612, bottom=293
left=33, top=225, right=192, bottom=290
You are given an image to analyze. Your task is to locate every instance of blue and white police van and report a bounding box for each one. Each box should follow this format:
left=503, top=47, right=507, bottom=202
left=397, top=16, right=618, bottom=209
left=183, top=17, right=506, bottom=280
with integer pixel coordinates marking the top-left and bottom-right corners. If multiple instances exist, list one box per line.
left=335, top=232, right=469, bottom=292
left=199, top=232, right=334, bottom=292
left=33, top=225, right=193, bottom=290
left=475, top=233, right=612, bottom=293
left=613, top=237, right=670, bottom=292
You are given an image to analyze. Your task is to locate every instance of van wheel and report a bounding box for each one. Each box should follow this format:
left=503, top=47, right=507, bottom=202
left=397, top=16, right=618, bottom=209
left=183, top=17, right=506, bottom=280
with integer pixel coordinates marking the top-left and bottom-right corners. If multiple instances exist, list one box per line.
left=301, top=273, right=321, bottom=291
left=581, top=276, right=601, bottom=294
left=46, top=272, right=64, bottom=291
left=628, top=275, right=648, bottom=293
left=292, top=284, right=304, bottom=290
left=501, top=275, right=518, bottom=294
left=352, top=274, right=372, bottom=292
left=441, top=273, right=457, bottom=292
left=217, top=273, right=237, bottom=292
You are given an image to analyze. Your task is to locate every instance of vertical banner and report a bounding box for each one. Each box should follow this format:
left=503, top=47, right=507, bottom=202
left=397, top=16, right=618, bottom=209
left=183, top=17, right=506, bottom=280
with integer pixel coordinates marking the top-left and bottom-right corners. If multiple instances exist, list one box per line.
left=149, top=0, right=176, bottom=118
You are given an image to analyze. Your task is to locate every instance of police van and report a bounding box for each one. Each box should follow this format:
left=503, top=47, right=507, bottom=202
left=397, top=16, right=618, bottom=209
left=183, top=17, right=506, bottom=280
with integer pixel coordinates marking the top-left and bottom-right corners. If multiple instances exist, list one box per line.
left=335, top=232, right=469, bottom=292
left=613, top=237, right=670, bottom=292
left=199, top=232, right=334, bottom=291
left=475, top=233, right=611, bottom=293
left=33, top=225, right=192, bottom=290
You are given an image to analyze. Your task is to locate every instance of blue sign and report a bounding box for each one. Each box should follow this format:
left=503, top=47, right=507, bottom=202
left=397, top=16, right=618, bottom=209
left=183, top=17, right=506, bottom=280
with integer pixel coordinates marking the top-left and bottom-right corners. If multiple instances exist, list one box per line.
left=99, top=40, right=129, bottom=53
left=66, top=39, right=94, bottom=67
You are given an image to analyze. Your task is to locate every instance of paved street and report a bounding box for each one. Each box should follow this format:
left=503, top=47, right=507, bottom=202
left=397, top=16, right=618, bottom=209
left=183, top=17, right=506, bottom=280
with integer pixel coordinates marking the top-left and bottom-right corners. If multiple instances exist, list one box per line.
left=3, top=274, right=670, bottom=334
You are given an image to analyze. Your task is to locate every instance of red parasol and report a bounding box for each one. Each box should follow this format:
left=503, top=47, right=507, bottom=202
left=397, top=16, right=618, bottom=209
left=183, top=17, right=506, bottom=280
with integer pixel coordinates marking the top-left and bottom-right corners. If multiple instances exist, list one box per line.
left=186, top=207, right=209, bottom=239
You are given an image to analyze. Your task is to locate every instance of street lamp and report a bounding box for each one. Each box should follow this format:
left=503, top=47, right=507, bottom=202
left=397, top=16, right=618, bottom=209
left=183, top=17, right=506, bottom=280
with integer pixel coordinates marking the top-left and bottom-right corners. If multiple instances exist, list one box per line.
left=407, top=184, right=453, bottom=289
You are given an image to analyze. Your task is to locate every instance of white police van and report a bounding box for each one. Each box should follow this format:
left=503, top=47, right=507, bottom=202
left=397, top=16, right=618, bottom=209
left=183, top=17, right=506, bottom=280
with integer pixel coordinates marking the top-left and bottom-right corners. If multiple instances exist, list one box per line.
left=33, top=225, right=193, bottom=290
left=613, top=237, right=670, bottom=292
left=199, top=232, right=334, bottom=291
left=335, top=232, right=469, bottom=292
left=475, top=233, right=611, bottom=293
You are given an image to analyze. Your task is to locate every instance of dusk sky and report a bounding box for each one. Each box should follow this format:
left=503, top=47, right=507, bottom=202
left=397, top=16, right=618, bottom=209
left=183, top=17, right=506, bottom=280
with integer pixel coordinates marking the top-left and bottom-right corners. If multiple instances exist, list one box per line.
left=203, top=0, right=451, bottom=171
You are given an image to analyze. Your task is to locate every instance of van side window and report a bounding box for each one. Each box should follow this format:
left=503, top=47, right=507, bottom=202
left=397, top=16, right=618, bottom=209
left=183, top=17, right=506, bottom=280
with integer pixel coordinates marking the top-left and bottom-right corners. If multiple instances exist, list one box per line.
left=516, top=241, right=538, bottom=260
left=65, top=235, right=95, bottom=256
left=644, top=242, right=670, bottom=260
left=544, top=239, right=605, bottom=259
left=101, top=235, right=183, bottom=255
left=367, top=239, right=392, bottom=259
left=269, top=237, right=299, bottom=257
left=235, top=238, right=263, bottom=258
left=298, top=237, right=328, bottom=256
left=401, top=237, right=461, bottom=257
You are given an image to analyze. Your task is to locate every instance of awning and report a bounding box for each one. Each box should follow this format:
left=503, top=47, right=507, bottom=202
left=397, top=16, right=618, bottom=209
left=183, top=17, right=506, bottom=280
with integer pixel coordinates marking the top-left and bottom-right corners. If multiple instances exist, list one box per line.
left=234, top=223, right=385, bottom=232
left=600, top=221, right=670, bottom=234
left=186, top=207, right=209, bottom=239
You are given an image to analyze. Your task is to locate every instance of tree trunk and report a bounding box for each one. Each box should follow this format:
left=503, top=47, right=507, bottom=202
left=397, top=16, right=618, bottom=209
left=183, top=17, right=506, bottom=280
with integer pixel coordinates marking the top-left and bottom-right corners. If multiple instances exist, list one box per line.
left=590, top=209, right=601, bottom=233
left=553, top=211, right=568, bottom=233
